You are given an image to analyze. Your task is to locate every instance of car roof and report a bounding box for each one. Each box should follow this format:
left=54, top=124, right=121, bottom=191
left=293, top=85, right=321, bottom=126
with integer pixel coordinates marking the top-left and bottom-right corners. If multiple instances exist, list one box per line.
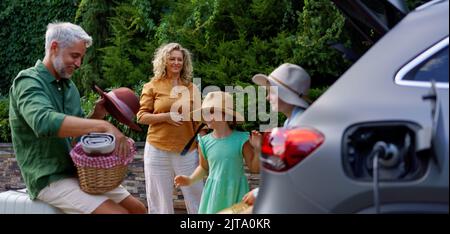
left=415, top=0, right=448, bottom=11
left=331, top=0, right=408, bottom=45
left=301, top=0, right=448, bottom=129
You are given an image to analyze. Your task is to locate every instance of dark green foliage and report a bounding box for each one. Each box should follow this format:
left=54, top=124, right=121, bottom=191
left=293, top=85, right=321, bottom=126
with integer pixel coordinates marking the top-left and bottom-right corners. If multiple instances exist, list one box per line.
left=99, top=1, right=155, bottom=88
left=73, top=0, right=172, bottom=92
left=0, top=97, right=11, bottom=142
left=73, top=0, right=115, bottom=94
left=293, top=0, right=349, bottom=80
left=0, top=0, right=79, bottom=96
left=1, top=0, right=354, bottom=141
left=406, top=0, right=429, bottom=9
left=154, top=0, right=349, bottom=130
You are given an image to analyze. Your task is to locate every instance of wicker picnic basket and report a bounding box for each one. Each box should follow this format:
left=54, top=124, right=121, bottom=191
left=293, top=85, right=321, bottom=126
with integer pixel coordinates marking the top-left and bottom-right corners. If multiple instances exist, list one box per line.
left=76, top=164, right=128, bottom=194
left=70, top=139, right=136, bottom=194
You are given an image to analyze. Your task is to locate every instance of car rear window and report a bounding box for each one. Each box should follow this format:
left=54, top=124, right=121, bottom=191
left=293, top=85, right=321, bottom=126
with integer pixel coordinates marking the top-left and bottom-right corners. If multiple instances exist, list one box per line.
left=403, top=46, right=449, bottom=83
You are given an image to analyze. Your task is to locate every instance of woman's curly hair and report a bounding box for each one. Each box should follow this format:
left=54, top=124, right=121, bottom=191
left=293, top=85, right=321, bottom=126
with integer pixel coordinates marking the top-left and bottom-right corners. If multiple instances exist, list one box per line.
left=151, top=42, right=193, bottom=84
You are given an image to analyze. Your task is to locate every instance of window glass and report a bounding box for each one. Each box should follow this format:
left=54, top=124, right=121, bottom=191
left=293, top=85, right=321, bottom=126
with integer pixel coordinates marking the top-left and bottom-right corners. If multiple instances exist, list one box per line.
left=403, top=46, right=449, bottom=83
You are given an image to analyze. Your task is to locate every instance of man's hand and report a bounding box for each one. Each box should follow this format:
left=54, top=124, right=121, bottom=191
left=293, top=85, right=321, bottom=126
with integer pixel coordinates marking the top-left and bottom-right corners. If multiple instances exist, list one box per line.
left=105, top=123, right=130, bottom=159
left=58, top=116, right=131, bottom=159
left=89, top=98, right=108, bottom=119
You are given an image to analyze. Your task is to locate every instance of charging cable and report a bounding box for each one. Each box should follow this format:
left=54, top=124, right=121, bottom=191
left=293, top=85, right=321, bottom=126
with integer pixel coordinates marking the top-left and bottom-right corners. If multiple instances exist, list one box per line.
left=370, top=141, right=400, bottom=214
left=373, top=148, right=381, bottom=214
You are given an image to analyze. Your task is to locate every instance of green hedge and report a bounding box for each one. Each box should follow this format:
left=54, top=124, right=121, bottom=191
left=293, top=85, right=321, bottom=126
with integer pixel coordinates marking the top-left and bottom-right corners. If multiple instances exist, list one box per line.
left=0, top=0, right=428, bottom=142
left=0, top=0, right=79, bottom=96
left=74, top=0, right=350, bottom=135
left=0, top=0, right=347, bottom=141
left=0, top=97, right=10, bottom=142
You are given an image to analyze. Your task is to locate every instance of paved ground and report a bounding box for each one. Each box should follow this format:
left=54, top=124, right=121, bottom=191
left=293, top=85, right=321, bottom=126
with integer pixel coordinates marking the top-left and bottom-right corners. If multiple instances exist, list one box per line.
left=175, top=209, right=187, bottom=214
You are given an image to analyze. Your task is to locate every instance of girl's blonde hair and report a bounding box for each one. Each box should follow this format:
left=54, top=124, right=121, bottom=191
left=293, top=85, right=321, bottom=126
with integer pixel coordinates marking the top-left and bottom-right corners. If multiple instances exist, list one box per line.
left=152, top=42, right=193, bottom=84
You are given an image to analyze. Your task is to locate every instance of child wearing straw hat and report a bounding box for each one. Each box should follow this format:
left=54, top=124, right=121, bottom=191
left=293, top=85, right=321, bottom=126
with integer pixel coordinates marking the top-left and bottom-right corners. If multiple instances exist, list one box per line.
left=174, top=91, right=260, bottom=214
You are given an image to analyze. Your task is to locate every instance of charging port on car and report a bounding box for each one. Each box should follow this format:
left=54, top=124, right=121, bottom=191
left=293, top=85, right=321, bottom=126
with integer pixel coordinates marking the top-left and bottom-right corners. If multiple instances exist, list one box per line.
left=342, top=122, right=428, bottom=181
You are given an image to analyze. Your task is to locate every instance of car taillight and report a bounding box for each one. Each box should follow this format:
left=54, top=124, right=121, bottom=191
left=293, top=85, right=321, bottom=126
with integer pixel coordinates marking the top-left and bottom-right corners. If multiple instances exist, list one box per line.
left=261, top=127, right=324, bottom=172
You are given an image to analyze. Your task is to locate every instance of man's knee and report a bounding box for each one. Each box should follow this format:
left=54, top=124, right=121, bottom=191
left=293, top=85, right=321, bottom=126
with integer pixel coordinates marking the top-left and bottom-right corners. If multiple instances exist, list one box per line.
left=120, top=195, right=147, bottom=214
left=92, top=199, right=129, bottom=214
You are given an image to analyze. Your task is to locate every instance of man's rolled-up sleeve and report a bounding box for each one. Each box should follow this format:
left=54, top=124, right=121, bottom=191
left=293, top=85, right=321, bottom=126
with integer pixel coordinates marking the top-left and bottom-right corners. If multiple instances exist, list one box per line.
left=14, top=78, right=66, bottom=138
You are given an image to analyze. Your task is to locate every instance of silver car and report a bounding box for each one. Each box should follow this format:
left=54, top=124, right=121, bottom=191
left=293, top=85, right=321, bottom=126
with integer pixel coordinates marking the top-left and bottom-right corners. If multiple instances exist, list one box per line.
left=254, top=0, right=449, bottom=214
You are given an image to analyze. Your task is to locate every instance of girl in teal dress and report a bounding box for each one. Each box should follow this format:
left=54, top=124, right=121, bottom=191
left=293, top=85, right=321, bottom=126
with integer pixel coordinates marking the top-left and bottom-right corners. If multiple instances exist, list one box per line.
left=174, top=91, right=260, bottom=214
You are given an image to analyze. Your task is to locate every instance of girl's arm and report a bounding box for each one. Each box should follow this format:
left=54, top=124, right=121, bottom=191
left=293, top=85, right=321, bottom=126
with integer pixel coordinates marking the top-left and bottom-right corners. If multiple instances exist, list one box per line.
left=243, top=141, right=260, bottom=173
left=243, top=130, right=262, bottom=173
left=174, top=145, right=209, bottom=187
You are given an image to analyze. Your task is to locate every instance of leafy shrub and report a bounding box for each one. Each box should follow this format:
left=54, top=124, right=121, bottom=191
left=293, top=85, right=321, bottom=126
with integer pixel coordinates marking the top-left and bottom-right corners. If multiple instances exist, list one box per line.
left=1, top=0, right=363, bottom=138
left=152, top=0, right=349, bottom=130
left=0, top=0, right=78, bottom=96
left=0, top=97, right=11, bottom=142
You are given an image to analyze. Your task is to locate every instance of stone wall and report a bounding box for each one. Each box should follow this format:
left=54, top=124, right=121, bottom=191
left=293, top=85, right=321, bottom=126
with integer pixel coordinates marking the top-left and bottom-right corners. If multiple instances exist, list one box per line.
left=0, top=143, right=25, bottom=191
left=0, top=143, right=260, bottom=213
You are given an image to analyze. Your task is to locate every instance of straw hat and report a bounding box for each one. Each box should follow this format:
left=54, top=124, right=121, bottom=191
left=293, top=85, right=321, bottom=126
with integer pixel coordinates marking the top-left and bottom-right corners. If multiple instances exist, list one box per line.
left=95, top=85, right=142, bottom=131
left=191, top=91, right=244, bottom=123
left=252, top=63, right=311, bottom=109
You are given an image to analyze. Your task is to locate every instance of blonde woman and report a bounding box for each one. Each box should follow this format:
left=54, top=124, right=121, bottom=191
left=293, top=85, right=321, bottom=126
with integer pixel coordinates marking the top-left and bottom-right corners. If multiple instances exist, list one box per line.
left=137, top=43, right=203, bottom=214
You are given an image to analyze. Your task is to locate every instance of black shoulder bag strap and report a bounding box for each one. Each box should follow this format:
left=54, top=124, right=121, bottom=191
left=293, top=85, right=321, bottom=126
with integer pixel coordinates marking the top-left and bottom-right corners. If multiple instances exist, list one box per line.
left=180, top=123, right=206, bottom=156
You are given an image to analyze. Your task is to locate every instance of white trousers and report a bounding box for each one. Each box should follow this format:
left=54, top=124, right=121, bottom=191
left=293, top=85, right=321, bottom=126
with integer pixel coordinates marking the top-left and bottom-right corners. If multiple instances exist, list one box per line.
left=144, top=142, right=203, bottom=214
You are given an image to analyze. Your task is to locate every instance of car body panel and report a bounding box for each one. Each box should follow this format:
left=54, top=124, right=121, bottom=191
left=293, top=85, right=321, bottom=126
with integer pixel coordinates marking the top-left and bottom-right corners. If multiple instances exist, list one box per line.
left=254, top=0, right=449, bottom=214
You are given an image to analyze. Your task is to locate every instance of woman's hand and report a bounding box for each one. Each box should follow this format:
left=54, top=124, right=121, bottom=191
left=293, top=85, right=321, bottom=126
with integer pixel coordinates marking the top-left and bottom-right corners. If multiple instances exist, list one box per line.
left=165, top=112, right=183, bottom=126
left=174, top=175, right=192, bottom=187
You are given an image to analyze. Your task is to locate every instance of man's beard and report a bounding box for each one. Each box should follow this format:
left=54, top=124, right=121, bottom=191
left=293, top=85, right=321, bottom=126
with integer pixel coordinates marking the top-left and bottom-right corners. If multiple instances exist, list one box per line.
left=52, top=54, right=71, bottom=79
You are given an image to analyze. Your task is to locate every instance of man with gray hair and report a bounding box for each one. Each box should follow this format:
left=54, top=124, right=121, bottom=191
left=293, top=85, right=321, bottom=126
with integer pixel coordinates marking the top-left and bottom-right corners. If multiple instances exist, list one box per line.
left=9, top=22, right=147, bottom=214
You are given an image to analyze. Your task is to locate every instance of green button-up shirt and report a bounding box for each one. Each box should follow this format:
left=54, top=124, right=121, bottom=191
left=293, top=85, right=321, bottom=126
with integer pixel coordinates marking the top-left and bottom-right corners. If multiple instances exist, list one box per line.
left=9, top=60, right=84, bottom=199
